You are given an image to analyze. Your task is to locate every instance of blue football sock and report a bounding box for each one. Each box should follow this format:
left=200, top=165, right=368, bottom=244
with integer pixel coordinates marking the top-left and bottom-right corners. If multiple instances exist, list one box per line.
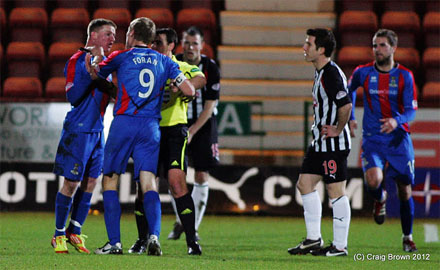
left=68, top=189, right=92, bottom=235
left=54, top=192, right=72, bottom=237
left=143, top=191, right=161, bottom=237
left=400, top=197, right=414, bottom=236
left=103, top=190, right=121, bottom=245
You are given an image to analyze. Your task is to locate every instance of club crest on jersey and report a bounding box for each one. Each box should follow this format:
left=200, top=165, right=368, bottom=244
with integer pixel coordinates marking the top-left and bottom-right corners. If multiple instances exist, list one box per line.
left=371, top=76, right=377, bottom=83
left=70, top=163, right=80, bottom=175
left=336, top=91, right=347, bottom=100
left=390, top=77, right=398, bottom=88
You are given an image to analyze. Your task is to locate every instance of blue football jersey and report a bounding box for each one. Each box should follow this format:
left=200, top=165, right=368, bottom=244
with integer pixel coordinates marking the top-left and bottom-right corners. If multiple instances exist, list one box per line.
left=348, top=62, right=418, bottom=138
left=63, top=50, right=111, bottom=132
left=97, top=46, right=183, bottom=118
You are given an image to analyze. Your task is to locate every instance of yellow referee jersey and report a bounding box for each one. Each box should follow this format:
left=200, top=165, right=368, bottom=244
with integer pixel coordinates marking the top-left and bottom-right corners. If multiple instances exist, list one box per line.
left=160, top=55, right=204, bottom=127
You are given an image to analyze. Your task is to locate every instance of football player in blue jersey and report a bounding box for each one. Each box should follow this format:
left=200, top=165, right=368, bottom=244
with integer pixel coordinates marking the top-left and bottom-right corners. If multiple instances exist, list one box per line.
left=51, top=18, right=116, bottom=254
left=348, top=29, right=418, bottom=252
left=88, top=17, right=195, bottom=256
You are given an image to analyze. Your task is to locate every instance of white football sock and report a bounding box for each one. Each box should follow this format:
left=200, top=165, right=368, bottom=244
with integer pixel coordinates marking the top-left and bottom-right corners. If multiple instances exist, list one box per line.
left=192, top=183, right=209, bottom=231
left=302, top=190, right=322, bottom=240
left=169, top=189, right=181, bottom=224
left=331, top=196, right=351, bottom=250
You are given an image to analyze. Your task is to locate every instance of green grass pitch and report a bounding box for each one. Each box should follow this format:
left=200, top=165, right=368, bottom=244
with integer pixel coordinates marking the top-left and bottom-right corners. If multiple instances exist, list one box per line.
left=0, top=213, right=439, bottom=270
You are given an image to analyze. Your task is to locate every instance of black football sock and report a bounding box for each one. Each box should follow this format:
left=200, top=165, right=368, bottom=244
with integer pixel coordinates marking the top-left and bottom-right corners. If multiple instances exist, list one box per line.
left=134, top=198, right=148, bottom=240
left=175, top=192, right=197, bottom=244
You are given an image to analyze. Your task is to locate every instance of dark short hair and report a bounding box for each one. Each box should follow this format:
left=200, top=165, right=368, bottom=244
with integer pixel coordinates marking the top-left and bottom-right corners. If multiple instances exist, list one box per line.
left=306, top=28, right=336, bottom=57
left=156, top=28, right=178, bottom=46
left=87, top=18, right=116, bottom=36
left=184, top=26, right=204, bottom=41
left=129, top=17, right=156, bottom=44
left=373, top=29, right=398, bottom=47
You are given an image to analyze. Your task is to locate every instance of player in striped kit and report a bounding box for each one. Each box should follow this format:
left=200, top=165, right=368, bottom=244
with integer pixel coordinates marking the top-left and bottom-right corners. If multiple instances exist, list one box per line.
left=348, top=29, right=418, bottom=252
left=288, top=28, right=352, bottom=257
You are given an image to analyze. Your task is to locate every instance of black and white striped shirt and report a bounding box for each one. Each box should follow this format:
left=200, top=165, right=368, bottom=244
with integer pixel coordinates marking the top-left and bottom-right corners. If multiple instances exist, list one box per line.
left=310, top=61, right=351, bottom=152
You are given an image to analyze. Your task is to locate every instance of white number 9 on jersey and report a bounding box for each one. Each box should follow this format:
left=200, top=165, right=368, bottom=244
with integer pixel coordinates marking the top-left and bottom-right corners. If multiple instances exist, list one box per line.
left=138, top=68, right=155, bottom=98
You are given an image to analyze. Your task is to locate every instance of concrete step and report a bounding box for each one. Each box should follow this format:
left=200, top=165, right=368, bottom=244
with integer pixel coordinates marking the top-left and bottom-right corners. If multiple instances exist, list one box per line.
left=218, top=46, right=305, bottom=61
left=224, top=0, right=334, bottom=12
left=221, top=95, right=313, bottom=115
left=221, top=79, right=312, bottom=97
left=219, top=148, right=304, bottom=166
left=220, top=11, right=336, bottom=28
left=220, top=59, right=314, bottom=80
left=219, top=132, right=304, bottom=150
left=252, top=115, right=311, bottom=132
left=222, top=25, right=309, bottom=46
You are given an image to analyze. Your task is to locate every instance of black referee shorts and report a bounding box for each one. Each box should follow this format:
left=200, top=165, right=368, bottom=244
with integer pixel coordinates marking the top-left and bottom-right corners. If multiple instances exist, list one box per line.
left=300, top=146, right=350, bottom=184
left=158, top=124, right=188, bottom=176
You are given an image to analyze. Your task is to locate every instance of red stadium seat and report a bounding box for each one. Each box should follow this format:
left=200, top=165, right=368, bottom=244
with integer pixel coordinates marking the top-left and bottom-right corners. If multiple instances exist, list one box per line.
left=6, top=42, right=45, bottom=77
left=423, top=12, right=440, bottom=48
left=97, top=0, right=129, bottom=9
left=135, top=8, right=174, bottom=29
left=48, top=42, right=83, bottom=77
left=9, top=8, right=48, bottom=42
left=339, top=0, right=374, bottom=11
left=394, top=47, right=420, bottom=71
left=181, top=0, right=213, bottom=10
left=138, top=0, right=172, bottom=9
left=13, top=0, right=46, bottom=8
left=422, top=82, right=440, bottom=107
left=338, top=11, right=378, bottom=46
left=45, top=77, right=67, bottom=99
left=423, top=47, right=440, bottom=82
left=174, top=43, right=215, bottom=60
left=93, top=8, right=131, bottom=44
left=56, top=0, right=88, bottom=8
left=381, top=11, right=421, bottom=48
left=51, top=8, right=90, bottom=42
left=382, top=0, right=417, bottom=12
left=0, top=8, right=5, bottom=43
left=176, top=8, right=217, bottom=45
left=3, top=77, right=43, bottom=98
left=337, top=46, right=374, bottom=78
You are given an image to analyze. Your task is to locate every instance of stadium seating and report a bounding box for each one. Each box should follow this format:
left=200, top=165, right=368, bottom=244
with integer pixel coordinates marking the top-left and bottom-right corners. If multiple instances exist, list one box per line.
left=45, top=77, right=66, bottom=99
left=56, top=0, right=88, bottom=9
left=423, top=12, right=440, bottom=48
left=93, top=8, right=131, bottom=44
left=138, top=0, right=172, bottom=9
left=13, top=0, right=46, bottom=8
left=380, top=11, right=420, bottom=48
left=175, top=43, right=215, bottom=60
left=176, top=8, right=217, bottom=45
left=3, top=77, right=43, bottom=97
left=48, top=42, right=83, bottom=77
left=9, top=8, right=48, bottom=43
left=0, top=8, right=5, bottom=44
left=135, top=8, right=174, bottom=29
left=423, top=47, right=440, bottom=82
left=6, top=42, right=45, bottom=78
left=50, top=8, right=90, bottom=43
left=181, top=0, right=214, bottom=10
left=97, top=0, right=129, bottom=9
left=338, top=11, right=378, bottom=46
left=337, top=46, right=374, bottom=78
left=394, top=47, right=420, bottom=71
left=422, top=82, right=440, bottom=106
left=382, top=0, right=417, bottom=12
left=339, top=0, right=374, bottom=11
